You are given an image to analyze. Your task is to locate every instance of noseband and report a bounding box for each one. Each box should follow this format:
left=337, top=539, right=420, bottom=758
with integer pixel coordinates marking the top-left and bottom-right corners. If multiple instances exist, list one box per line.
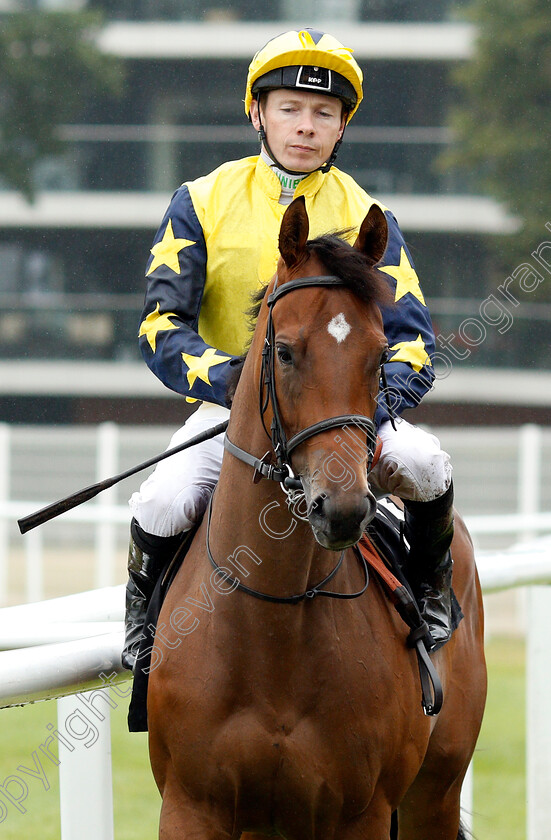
left=224, top=274, right=378, bottom=503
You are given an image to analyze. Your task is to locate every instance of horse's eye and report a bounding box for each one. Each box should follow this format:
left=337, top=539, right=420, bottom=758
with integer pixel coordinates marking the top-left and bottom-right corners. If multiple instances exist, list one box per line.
left=276, top=345, right=293, bottom=366
left=380, top=347, right=389, bottom=367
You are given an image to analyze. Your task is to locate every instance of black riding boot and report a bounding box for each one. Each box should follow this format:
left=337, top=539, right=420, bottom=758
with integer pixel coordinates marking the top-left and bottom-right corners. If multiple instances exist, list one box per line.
left=404, top=482, right=455, bottom=651
left=121, top=519, right=183, bottom=671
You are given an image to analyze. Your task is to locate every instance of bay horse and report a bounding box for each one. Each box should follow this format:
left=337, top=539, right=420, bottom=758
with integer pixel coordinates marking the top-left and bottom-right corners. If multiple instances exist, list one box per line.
left=147, top=197, right=487, bottom=839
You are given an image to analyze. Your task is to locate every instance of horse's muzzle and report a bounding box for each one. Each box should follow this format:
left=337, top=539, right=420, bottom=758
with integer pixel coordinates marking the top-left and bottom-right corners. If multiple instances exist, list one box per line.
left=308, top=488, right=378, bottom=550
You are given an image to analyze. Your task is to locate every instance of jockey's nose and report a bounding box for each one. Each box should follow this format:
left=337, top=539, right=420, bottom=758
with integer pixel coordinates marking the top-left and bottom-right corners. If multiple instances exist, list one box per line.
left=297, top=111, right=315, bottom=135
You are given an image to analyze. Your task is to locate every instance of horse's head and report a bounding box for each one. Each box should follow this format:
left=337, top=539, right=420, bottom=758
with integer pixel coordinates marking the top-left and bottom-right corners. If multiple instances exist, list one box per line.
left=258, top=196, right=391, bottom=550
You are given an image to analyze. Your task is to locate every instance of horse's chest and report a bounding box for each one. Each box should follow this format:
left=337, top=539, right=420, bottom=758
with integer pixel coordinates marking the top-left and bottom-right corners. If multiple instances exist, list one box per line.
left=155, top=605, right=425, bottom=831
left=208, top=707, right=380, bottom=828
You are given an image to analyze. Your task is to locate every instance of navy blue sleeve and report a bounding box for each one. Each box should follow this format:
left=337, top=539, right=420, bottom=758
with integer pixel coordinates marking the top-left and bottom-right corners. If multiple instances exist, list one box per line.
left=374, top=210, right=436, bottom=426
left=138, top=185, right=239, bottom=406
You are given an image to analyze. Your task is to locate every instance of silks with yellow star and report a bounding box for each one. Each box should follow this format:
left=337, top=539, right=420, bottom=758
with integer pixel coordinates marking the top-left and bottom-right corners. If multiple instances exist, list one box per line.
left=138, top=167, right=435, bottom=421
left=139, top=299, right=236, bottom=404
left=139, top=197, right=240, bottom=406
left=371, top=216, right=435, bottom=424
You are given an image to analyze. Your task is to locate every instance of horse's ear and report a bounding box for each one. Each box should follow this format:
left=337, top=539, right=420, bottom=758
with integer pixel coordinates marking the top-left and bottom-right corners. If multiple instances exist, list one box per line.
left=355, top=204, right=388, bottom=266
left=279, top=196, right=310, bottom=268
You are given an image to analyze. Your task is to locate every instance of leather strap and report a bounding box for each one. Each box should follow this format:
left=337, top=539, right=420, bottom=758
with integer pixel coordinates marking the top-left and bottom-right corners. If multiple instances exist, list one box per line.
left=224, top=434, right=288, bottom=483
left=286, top=414, right=377, bottom=458
left=356, top=535, right=444, bottom=716
left=267, top=275, right=344, bottom=307
left=205, top=493, right=370, bottom=605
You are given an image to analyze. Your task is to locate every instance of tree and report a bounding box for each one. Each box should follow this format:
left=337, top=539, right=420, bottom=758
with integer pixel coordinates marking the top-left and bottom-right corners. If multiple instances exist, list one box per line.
left=444, top=0, right=551, bottom=264
left=0, top=10, right=123, bottom=199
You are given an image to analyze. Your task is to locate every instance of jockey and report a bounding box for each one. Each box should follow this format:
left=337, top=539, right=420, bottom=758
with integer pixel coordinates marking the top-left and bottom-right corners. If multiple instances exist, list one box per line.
left=122, top=28, right=454, bottom=671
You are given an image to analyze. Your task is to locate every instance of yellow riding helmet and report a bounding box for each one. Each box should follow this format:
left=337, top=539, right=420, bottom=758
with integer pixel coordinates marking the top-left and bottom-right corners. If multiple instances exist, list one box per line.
left=245, top=28, right=363, bottom=123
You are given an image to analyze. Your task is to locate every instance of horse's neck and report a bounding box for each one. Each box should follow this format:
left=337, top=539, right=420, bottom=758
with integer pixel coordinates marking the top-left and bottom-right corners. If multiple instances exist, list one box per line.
left=210, top=394, right=335, bottom=601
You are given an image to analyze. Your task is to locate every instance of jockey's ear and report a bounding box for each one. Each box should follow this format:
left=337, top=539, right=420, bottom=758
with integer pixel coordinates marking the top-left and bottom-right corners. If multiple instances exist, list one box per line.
left=355, top=204, right=388, bottom=266
left=279, top=196, right=310, bottom=268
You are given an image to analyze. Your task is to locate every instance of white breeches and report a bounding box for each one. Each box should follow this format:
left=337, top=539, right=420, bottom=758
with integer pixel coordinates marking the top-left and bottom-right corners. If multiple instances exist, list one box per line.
left=369, top=418, right=452, bottom=503
left=129, top=406, right=451, bottom=538
left=129, top=403, right=231, bottom=538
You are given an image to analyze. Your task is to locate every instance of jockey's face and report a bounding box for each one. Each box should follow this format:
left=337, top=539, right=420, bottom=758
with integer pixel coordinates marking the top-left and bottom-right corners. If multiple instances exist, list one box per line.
left=250, top=88, right=345, bottom=173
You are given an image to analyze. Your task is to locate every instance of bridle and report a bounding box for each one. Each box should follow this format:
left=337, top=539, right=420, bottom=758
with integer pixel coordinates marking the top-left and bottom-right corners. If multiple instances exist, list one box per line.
left=224, top=274, right=378, bottom=513
left=213, top=273, right=377, bottom=605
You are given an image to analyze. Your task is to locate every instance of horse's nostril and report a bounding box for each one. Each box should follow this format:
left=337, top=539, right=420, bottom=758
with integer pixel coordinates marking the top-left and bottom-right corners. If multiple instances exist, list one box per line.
left=308, top=494, right=327, bottom=517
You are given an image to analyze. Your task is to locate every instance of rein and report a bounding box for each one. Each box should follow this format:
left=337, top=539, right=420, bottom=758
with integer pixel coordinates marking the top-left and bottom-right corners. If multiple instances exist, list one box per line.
left=205, top=492, right=370, bottom=605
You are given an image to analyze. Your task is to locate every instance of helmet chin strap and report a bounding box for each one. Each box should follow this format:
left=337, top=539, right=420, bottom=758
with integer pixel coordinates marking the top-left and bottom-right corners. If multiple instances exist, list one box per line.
left=256, top=105, right=346, bottom=177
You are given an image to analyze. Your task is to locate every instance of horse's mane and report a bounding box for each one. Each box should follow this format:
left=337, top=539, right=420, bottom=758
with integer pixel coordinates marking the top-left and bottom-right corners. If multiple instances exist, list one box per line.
left=307, top=231, right=392, bottom=308
left=225, top=231, right=393, bottom=406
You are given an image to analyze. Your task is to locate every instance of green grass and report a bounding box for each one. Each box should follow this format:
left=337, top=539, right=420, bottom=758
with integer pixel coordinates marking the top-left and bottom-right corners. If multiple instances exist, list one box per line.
left=0, top=637, right=525, bottom=839
left=473, top=636, right=526, bottom=840
left=0, top=691, right=160, bottom=840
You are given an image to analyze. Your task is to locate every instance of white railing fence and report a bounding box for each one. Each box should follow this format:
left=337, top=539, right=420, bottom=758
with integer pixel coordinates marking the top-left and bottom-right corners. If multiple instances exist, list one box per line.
left=1, top=421, right=551, bottom=606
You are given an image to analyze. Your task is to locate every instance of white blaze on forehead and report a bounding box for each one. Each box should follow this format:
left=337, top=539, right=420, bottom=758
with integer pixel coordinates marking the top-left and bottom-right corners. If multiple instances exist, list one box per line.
left=327, top=312, right=351, bottom=343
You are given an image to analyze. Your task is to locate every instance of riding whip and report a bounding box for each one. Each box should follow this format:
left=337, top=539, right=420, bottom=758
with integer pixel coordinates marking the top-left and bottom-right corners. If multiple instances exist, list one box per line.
left=17, top=420, right=229, bottom=535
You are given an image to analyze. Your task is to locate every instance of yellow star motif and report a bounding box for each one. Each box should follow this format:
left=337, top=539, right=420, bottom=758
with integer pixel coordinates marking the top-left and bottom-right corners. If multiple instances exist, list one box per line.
left=182, top=348, right=232, bottom=390
left=146, top=219, right=195, bottom=276
left=380, top=247, right=426, bottom=305
left=139, top=303, right=179, bottom=352
left=389, top=334, right=432, bottom=373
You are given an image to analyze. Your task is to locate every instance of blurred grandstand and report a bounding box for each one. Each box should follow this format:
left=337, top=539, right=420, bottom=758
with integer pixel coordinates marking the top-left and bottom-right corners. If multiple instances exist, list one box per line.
left=1, top=0, right=550, bottom=426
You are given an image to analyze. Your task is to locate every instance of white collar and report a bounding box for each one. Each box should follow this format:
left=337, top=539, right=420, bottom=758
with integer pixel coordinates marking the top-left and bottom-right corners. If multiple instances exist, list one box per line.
left=261, top=150, right=310, bottom=205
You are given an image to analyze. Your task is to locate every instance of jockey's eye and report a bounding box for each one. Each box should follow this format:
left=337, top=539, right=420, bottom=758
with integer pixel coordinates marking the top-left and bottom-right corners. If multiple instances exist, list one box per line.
left=276, top=344, right=293, bottom=366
